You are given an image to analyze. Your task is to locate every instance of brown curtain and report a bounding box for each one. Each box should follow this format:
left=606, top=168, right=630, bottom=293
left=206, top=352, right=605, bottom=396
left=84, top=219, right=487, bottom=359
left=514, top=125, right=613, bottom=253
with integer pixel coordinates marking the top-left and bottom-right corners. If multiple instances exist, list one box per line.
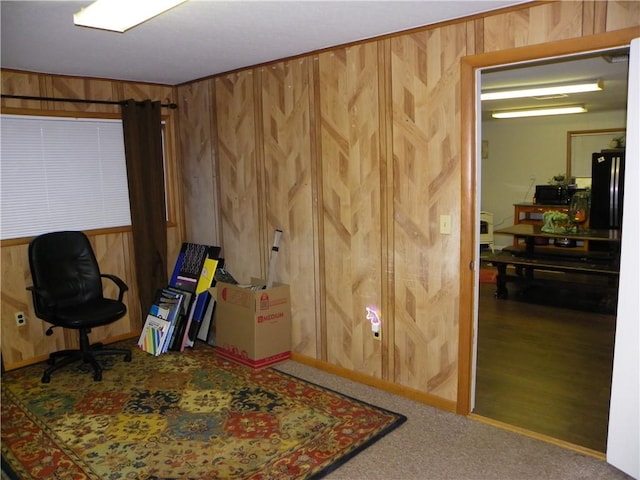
left=121, top=99, right=168, bottom=314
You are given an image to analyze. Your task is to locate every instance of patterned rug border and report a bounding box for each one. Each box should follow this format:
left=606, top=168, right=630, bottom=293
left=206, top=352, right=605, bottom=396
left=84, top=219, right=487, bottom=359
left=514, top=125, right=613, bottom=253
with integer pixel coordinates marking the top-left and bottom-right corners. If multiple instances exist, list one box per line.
left=2, top=340, right=407, bottom=480
left=270, top=367, right=408, bottom=480
left=2, top=456, right=19, bottom=480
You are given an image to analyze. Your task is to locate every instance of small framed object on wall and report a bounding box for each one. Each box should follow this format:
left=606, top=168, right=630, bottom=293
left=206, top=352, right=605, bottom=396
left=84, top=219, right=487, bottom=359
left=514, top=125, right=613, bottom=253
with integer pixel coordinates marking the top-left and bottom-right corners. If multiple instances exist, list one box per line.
left=566, top=128, right=625, bottom=178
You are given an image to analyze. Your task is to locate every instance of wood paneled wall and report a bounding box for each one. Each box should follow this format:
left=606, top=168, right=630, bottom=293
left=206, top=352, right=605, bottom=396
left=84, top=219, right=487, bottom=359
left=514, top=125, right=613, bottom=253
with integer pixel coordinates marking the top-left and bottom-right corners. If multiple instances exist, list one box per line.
left=0, top=71, right=184, bottom=370
left=319, top=44, right=384, bottom=376
left=260, top=60, right=320, bottom=358
left=214, top=71, right=263, bottom=279
left=176, top=81, right=219, bottom=245
left=1, top=1, right=637, bottom=408
left=390, top=22, right=466, bottom=401
left=177, top=0, right=639, bottom=410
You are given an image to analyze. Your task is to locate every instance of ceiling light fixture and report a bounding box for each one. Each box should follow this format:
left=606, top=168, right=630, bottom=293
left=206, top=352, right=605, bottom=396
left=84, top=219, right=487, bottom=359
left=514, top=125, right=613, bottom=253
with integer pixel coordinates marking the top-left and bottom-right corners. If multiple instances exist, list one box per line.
left=492, top=105, right=588, bottom=119
left=481, top=80, right=603, bottom=101
left=74, top=0, right=187, bottom=33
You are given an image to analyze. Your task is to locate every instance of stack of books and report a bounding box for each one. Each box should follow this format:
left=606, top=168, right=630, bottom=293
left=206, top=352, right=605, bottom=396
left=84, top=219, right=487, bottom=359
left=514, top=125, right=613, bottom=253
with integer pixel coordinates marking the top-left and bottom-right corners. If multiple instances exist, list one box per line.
left=138, top=243, right=221, bottom=356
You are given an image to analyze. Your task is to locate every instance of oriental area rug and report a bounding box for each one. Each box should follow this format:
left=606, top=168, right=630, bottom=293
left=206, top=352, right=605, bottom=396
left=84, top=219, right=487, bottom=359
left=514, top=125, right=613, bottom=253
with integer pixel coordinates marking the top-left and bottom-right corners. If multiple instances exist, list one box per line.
left=1, top=339, right=406, bottom=480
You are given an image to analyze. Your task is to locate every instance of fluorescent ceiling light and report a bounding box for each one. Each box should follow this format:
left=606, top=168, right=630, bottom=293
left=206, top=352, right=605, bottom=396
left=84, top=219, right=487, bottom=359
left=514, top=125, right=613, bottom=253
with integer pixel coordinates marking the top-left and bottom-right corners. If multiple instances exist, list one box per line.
left=74, top=0, right=187, bottom=33
left=481, top=80, right=603, bottom=101
left=492, top=105, right=587, bottom=119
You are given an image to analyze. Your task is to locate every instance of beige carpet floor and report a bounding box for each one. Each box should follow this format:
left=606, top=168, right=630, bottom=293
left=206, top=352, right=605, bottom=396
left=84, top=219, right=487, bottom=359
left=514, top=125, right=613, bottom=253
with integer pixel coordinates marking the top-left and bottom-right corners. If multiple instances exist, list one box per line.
left=274, top=360, right=631, bottom=480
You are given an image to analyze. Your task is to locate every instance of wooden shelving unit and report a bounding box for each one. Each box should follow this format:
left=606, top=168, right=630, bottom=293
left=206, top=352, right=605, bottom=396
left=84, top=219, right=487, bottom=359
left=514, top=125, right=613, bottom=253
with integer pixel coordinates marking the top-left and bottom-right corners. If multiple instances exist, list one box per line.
left=513, top=203, right=588, bottom=252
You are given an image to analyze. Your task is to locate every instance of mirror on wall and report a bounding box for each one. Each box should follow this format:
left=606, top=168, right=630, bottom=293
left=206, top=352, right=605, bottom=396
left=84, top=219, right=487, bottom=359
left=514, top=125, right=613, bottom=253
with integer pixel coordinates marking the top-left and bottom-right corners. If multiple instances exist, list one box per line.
left=566, top=128, right=626, bottom=179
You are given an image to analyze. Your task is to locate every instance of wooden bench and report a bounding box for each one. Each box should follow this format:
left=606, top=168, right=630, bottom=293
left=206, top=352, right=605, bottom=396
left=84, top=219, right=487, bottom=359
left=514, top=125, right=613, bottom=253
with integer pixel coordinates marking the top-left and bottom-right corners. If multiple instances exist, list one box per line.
left=485, top=250, right=619, bottom=299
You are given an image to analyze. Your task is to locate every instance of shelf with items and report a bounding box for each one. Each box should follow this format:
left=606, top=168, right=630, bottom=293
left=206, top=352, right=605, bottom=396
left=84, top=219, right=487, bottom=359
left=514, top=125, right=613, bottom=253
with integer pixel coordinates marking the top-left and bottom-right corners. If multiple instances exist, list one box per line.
left=513, top=203, right=589, bottom=251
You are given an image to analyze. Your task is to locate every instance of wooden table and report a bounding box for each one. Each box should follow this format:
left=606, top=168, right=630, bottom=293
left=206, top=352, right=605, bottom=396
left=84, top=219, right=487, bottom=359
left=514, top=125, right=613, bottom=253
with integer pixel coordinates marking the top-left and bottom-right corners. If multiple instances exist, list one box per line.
left=496, top=224, right=620, bottom=254
left=487, top=224, right=620, bottom=299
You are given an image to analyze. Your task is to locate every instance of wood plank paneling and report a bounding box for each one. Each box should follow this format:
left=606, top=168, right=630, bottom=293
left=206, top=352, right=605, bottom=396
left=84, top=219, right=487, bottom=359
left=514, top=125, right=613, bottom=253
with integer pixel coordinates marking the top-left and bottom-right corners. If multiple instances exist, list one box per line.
left=260, top=59, right=318, bottom=357
left=593, top=1, right=609, bottom=34
left=0, top=243, right=46, bottom=365
left=377, top=39, right=395, bottom=382
left=48, top=76, right=120, bottom=114
left=318, top=44, right=383, bottom=375
left=1, top=70, right=45, bottom=109
left=177, top=80, right=220, bottom=245
left=122, top=83, right=176, bottom=105
left=606, top=0, right=640, bottom=30
left=581, top=1, right=597, bottom=36
left=214, top=71, right=262, bottom=281
left=483, top=2, right=583, bottom=52
left=390, top=23, right=466, bottom=401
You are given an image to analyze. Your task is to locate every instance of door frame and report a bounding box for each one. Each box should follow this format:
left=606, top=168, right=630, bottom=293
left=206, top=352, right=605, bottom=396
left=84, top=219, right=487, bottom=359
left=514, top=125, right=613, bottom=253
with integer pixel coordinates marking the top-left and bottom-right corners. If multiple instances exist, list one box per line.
left=457, top=27, right=640, bottom=416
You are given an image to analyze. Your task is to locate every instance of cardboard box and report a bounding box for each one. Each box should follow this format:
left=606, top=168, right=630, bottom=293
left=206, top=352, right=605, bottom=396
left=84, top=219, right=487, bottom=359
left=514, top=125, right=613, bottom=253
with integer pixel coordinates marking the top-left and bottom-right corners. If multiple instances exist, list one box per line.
left=214, top=281, right=291, bottom=369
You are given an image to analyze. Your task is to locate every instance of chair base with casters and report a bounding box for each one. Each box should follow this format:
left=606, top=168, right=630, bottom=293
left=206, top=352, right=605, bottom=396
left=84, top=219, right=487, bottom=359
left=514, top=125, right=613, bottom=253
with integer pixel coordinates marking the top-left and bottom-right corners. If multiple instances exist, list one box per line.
left=42, top=326, right=132, bottom=383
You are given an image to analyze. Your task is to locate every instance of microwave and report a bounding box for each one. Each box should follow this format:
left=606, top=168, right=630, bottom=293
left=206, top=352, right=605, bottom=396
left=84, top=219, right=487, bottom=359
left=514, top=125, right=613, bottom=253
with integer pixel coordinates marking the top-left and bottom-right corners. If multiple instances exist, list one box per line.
left=534, top=185, right=576, bottom=205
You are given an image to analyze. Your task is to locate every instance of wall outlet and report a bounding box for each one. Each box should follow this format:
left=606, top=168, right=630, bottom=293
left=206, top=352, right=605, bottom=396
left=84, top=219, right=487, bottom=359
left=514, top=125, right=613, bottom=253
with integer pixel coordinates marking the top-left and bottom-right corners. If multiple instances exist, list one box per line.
left=440, top=214, right=452, bottom=234
left=15, top=312, right=26, bottom=327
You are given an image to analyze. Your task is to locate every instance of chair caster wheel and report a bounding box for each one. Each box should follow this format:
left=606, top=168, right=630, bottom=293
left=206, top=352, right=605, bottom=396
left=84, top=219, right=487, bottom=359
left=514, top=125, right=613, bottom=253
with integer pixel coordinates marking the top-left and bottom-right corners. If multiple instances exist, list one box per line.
left=42, top=374, right=51, bottom=383
left=124, top=352, right=132, bottom=362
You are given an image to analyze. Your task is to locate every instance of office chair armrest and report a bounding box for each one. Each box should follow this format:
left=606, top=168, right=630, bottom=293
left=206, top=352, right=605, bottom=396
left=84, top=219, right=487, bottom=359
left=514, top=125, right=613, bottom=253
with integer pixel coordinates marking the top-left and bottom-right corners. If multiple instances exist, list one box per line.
left=27, top=285, right=53, bottom=301
left=26, top=285, right=57, bottom=308
left=101, top=274, right=129, bottom=302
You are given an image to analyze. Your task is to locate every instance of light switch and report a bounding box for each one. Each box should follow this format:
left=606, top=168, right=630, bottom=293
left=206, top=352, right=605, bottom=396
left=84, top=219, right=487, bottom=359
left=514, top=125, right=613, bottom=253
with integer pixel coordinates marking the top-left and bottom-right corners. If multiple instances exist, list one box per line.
left=440, top=214, right=452, bottom=234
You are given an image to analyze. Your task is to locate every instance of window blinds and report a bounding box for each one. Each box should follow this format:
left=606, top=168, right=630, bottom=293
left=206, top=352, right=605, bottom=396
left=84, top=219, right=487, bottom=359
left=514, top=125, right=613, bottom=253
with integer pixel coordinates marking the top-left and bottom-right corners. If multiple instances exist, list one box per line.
left=1, top=115, right=131, bottom=240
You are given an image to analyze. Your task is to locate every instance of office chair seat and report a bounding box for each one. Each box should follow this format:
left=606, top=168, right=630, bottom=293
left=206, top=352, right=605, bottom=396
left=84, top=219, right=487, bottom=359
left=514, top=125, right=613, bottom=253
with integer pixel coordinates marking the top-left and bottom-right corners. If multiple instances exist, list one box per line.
left=49, top=298, right=127, bottom=329
left=27, top=231, right=132, bottom=383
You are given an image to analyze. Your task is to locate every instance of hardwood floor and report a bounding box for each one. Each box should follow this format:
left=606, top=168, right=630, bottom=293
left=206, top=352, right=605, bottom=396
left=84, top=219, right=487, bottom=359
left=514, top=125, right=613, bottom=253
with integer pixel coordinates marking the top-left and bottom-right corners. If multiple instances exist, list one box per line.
left=474, top=270, right=617, bottom=453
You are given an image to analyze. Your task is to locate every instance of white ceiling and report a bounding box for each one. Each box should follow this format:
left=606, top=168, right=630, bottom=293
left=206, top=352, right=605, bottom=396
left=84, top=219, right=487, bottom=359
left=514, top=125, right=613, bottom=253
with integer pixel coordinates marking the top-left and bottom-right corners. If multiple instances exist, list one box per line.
left=1, top=0, right=527, bottom=85
left=1, top=0, right=629, bottom=117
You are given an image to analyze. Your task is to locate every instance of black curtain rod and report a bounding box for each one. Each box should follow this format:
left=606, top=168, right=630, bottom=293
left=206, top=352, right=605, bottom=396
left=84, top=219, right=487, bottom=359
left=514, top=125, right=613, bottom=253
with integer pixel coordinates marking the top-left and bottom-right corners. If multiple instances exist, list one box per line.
left=1, top=94, right=178, bottom=109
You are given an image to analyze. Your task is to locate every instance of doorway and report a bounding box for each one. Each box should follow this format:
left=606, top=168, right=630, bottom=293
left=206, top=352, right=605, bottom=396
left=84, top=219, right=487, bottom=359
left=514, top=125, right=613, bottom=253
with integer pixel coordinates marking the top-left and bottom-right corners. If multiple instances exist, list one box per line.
left=456, top=32, right=637, bottom=454
left=473, top=50, right=627, bottom=453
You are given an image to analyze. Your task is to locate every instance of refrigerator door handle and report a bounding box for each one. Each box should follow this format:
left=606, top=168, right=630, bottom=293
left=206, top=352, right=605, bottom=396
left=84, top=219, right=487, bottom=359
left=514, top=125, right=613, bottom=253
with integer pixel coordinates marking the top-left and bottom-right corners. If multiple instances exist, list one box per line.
left=610, top=158, right=616, bottom=227
left=612, top=156, right=620, bottom=228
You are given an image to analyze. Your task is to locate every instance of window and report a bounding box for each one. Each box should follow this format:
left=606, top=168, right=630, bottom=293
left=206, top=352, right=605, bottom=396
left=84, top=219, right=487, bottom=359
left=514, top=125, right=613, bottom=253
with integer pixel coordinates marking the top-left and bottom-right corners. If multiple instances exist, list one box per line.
left=1, top=114, right=132, bottom=240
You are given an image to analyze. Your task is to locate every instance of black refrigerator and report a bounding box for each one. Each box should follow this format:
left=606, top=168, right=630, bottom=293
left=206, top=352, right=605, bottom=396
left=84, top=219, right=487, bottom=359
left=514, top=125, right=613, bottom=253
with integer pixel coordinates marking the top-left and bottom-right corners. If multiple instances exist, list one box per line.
left=590, top=151, right=625, bottom=229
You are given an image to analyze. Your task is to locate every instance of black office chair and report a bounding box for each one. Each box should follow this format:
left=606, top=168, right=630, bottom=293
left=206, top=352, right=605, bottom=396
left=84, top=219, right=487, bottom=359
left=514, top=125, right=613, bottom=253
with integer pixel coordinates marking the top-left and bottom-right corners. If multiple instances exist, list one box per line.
left=27, top=231, right=132, bottom=383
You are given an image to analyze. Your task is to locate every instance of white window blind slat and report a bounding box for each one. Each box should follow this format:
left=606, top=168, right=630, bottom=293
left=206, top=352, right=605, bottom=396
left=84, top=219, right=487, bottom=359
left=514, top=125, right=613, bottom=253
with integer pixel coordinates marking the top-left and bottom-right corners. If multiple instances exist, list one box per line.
left=0, top=115, right=132, bottom=240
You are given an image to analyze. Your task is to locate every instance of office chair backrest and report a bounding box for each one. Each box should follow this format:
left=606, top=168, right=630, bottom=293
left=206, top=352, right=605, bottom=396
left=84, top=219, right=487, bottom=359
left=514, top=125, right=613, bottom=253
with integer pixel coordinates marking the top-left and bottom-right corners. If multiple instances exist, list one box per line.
left=28, top=231, right=104, bottom=315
